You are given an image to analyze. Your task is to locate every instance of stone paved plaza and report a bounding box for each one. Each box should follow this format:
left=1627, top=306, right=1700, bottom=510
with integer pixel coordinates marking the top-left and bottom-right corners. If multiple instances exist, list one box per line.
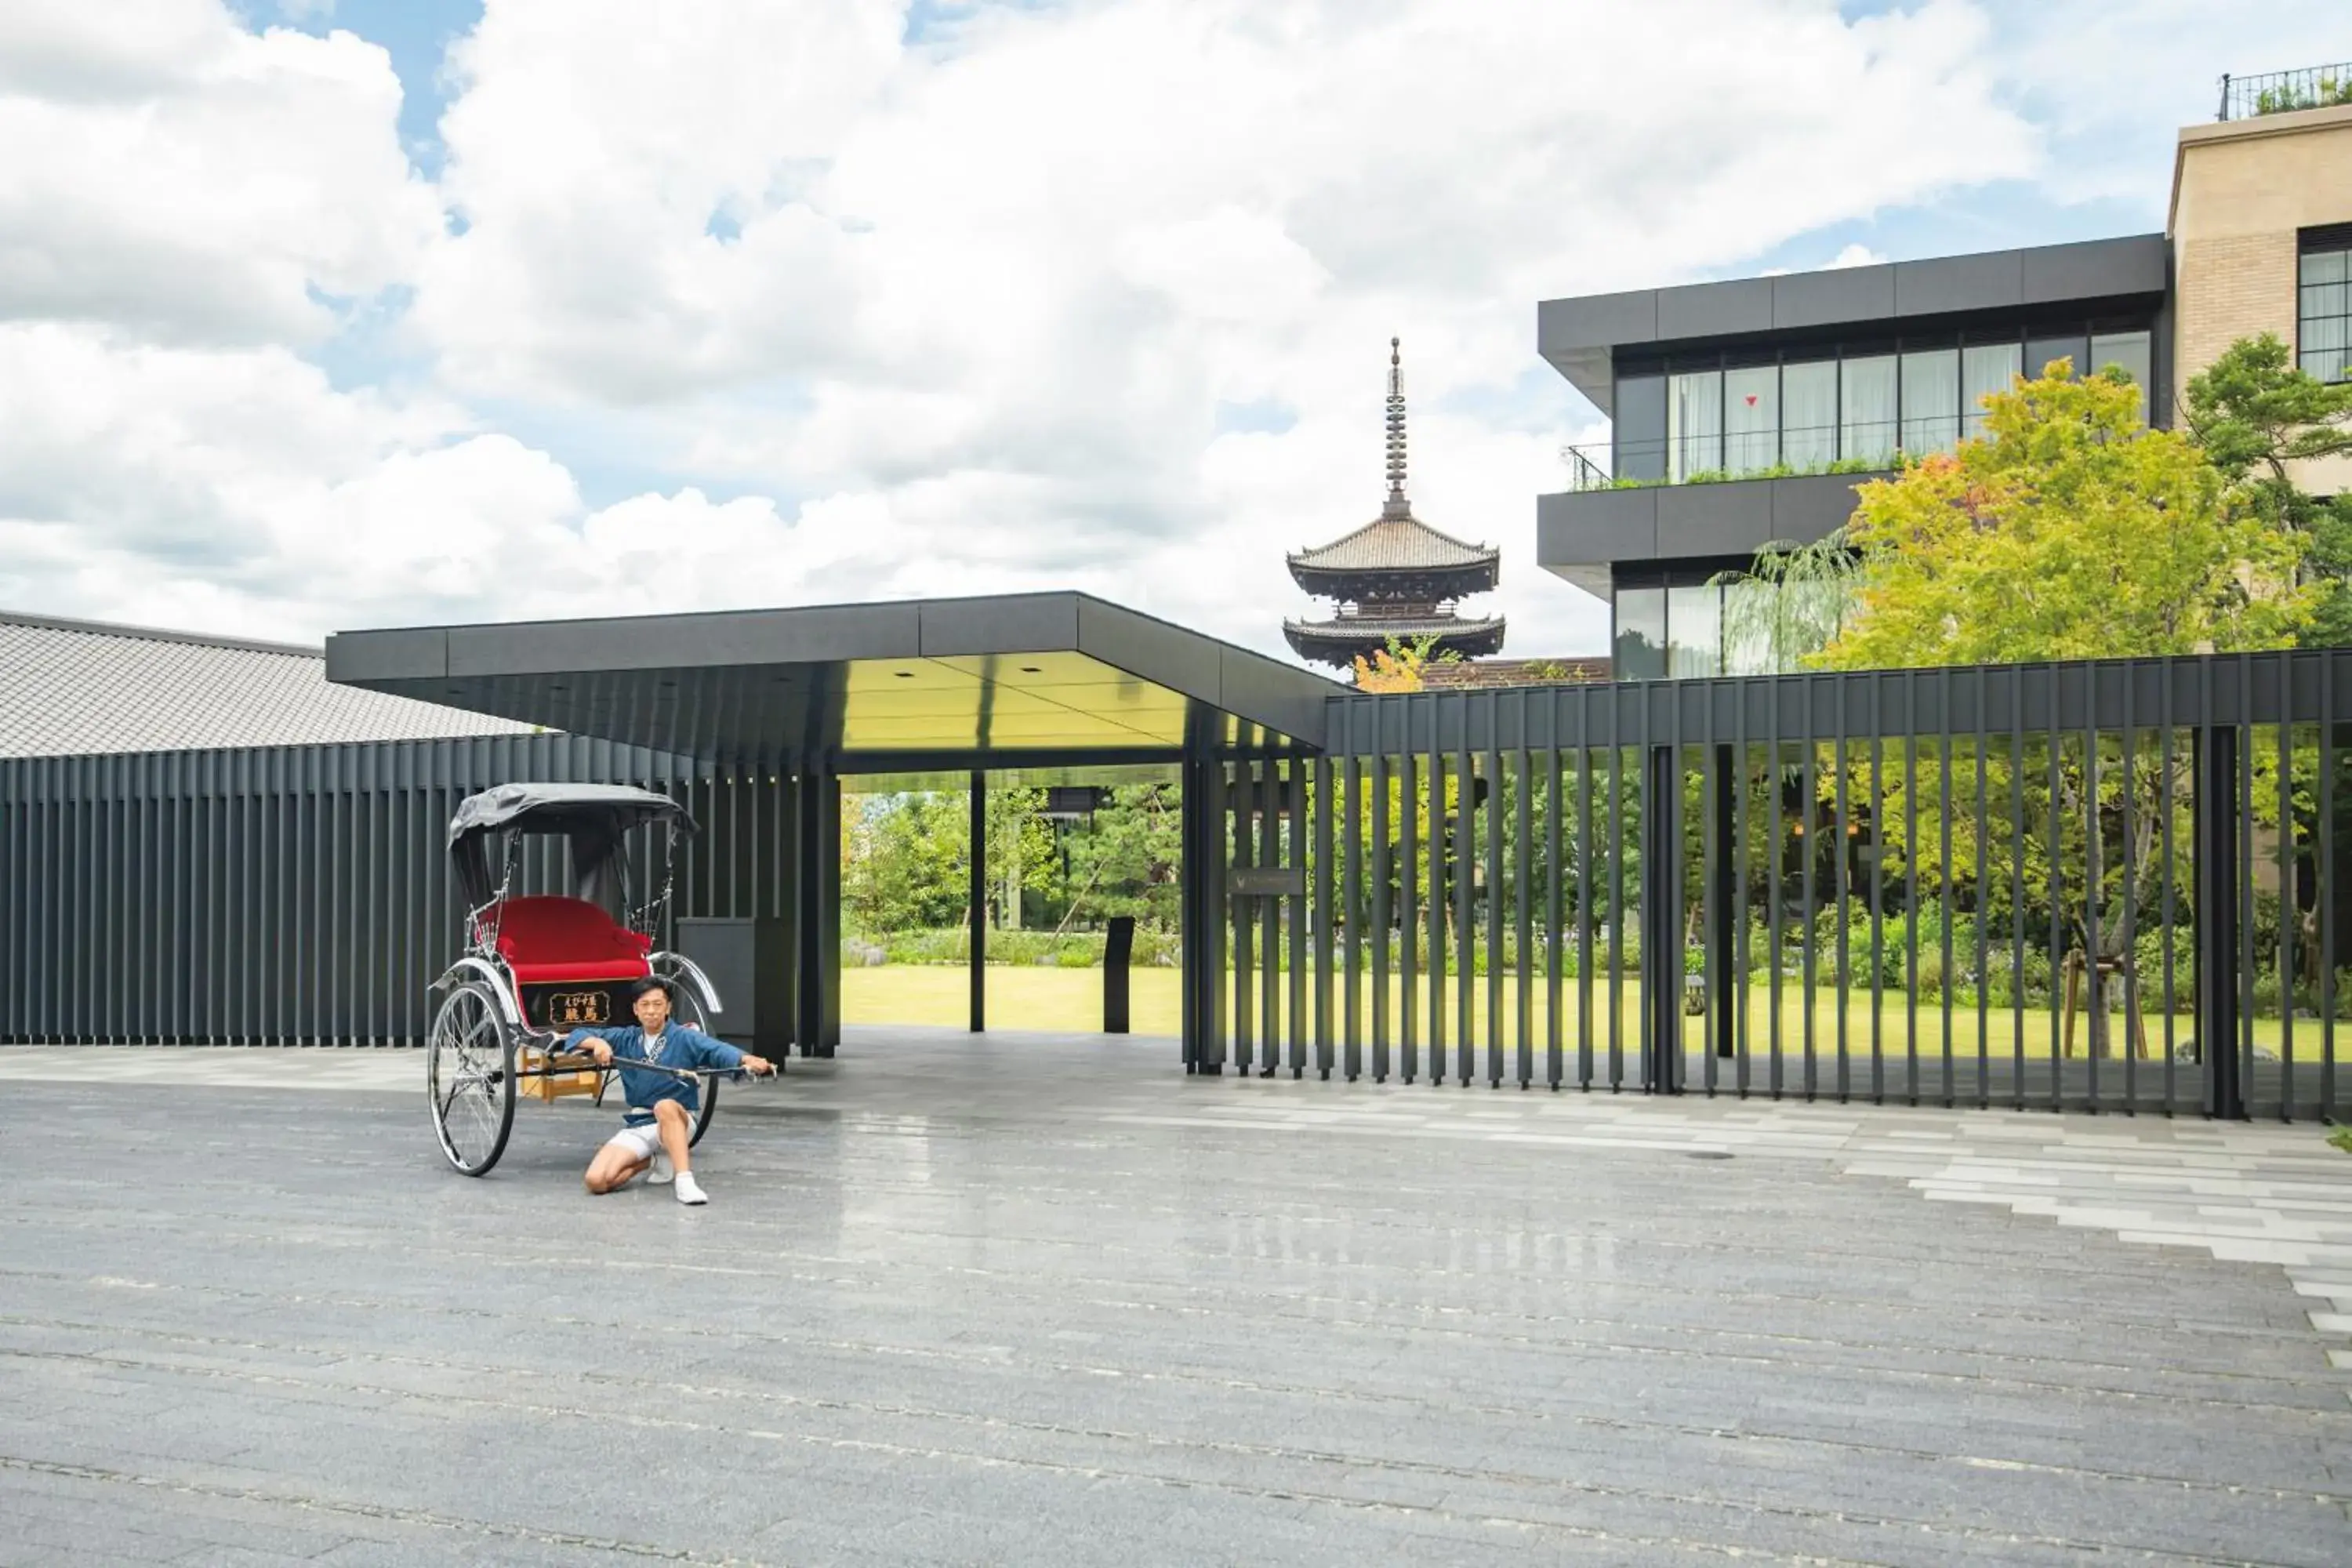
left=2, top=1029, right=2350, bottom=1565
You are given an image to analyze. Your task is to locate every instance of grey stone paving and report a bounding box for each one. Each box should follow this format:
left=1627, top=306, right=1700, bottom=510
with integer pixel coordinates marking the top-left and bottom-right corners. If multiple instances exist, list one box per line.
left=2, top=1029, right=2350, bottom=1565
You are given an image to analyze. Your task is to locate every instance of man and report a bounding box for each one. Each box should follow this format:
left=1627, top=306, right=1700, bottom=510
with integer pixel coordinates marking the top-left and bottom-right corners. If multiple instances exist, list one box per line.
left=566, top=978, right=773, bottom=1205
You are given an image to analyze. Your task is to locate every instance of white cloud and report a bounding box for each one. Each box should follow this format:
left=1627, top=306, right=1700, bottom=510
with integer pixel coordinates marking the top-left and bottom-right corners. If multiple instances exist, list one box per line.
left=0, top=0, right=440, bottom=345
left=2, top=0, right=2341, bottom=667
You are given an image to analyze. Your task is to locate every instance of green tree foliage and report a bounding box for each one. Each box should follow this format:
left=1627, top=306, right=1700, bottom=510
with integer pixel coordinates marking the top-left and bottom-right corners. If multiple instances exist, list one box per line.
left=2182, top=332, right=2352, bottom=647
left=1825, top=361, right=2310, bottom=667
left=1712, top=530, right=1863, bottom=673
left=1793, top=363, right=2314, bottom=996
left=1058, top=784, right=1181, bottom=931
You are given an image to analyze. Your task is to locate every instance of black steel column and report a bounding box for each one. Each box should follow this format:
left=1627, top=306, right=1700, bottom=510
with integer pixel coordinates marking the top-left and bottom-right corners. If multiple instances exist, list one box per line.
left=2194, top=724, right=2243, bottom=1119
left=815, top=771, right=840, bottom=1054
left=1709, top=743, right=1737, bottom=1062
left=969, top=768, right=985, bottom=1034
left=1642, top=742, right=1682, bottom=1094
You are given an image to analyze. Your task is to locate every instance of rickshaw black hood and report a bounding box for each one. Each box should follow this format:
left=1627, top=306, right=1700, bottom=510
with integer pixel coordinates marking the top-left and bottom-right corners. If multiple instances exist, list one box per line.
left=448, top=782, right=695, bottom=912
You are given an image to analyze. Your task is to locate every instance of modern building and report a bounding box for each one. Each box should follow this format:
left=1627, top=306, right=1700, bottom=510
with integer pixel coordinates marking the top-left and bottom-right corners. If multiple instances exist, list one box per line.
left=1283, top=339, right=1505, bottom=668
left=1535, top=64, right=2352, bottom=681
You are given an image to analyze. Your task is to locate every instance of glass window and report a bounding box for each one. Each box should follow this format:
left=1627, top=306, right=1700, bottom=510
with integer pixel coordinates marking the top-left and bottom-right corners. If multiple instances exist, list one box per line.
left=1613, top=587, right=1666, bottom=681
left=2026, top=334, right=2085, bottom=383
left=1840, top=354, right=1897, bottom=466
left=1668, top=369, right=1722, bottom=481
left=2301, top=247, right=2351, bottom=383
left=1961, top=342, right=2021, bottom=441
left=1781, top=359, right=1837, bottom=470
left=2089, top=330, right=2154, bottom=425
left=1665, top=585, right=1722, bottom=679
left=1900, top=347, right=1960, bottom=456
left=1613, top=373, right=1667, bottom=481
left=1723, top=365, right=1777, bottom=476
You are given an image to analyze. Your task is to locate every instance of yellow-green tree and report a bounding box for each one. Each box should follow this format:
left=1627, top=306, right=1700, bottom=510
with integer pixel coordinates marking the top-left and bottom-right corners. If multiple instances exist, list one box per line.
left=1826, top=363, right=2309, bottom=667
left=1806, top=365, right=2315, bottom=1022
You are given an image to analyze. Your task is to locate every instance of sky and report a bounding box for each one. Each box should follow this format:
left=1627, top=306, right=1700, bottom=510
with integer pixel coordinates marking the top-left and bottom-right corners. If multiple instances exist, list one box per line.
left=0, top=2, right=2343, bottom=664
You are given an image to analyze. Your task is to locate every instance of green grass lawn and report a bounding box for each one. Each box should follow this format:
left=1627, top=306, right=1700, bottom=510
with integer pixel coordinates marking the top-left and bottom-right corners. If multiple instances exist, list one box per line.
left=844, top=964, right=2336, bottom=1062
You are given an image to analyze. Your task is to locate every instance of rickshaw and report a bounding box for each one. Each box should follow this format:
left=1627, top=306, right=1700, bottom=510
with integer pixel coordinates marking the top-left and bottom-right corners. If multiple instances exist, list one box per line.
left=426, top=782, right=731, bottom=1176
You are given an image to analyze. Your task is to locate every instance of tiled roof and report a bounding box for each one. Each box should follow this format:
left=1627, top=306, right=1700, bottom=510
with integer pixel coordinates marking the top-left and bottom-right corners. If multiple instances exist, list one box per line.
left=1287, top=510, right=1500, bottom=575
left=1280, top=613, right=1506, bottom=644
left=0, top=611, right=539, bottom=759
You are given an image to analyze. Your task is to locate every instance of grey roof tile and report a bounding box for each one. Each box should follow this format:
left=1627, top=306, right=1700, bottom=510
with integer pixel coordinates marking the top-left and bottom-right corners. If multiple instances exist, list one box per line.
left=0, top=612, right=538, bottom=759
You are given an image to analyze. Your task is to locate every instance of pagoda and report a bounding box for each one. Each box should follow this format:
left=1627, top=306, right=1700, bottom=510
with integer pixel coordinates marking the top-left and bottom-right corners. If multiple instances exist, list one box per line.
left=1283, top=339, right=1504, bottom=669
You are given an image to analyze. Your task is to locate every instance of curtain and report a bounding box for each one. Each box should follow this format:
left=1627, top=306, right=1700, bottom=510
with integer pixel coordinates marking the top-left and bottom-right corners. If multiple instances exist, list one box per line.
left=1665, top=586, right=1721, bottom=680
left=1962, top=343, right=2021, bottom=441
left=1668, top=369, right=1722, bottom=481
left=1782, top=360, right=1837, bottom=469
left=1841, top=354, right=1897, bottom=466
left=1723, top=366, right=1778, bottom=476
left=1900, top=348, right=1959, bottom=457
left=2089, top=332, right=2152, bottom=426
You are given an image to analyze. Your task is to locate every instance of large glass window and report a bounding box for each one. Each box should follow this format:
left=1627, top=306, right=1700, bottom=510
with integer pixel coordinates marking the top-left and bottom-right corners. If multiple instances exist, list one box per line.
left=1723, top=365, right=1778, bottom=476
left=1961, top=342, right=2021, bottom=441
left=1668, top=369, right=1722, bottom=481
left=1664, top=585, right=1722, bottom=678
left=1613, top=587, right=1666, bottom=681
left=2026, top=333, right=2086, bottom=383
left=1781, top=359, right=1838, bottom=469
left=1606, top=315, right=2160, bottom=488
left=1613, top=373, right=1667, bottom=481
left=1841, top=354, right=1898, bottom=466
left=2089, top=329, right=2153, bottom=426
left=2302, top=247, right=2350, bottom=384
left=1900, top=347, right=1960, bottom=456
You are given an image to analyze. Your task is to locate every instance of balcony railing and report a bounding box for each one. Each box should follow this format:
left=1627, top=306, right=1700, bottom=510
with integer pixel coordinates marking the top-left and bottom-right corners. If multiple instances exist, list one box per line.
left=2219, top=64, right=2352, bottom=121
left=1558, top=419, right=1909, bottom=492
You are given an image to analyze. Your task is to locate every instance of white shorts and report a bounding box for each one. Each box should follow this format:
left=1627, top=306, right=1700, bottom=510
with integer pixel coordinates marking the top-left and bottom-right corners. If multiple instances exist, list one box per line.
left=601, top=1123, right=666, bottom=1162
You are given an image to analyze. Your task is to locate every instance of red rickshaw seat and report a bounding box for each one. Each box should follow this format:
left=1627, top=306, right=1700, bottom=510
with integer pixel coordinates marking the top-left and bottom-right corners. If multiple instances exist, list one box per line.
left=488, top=896, right=653, bottom=985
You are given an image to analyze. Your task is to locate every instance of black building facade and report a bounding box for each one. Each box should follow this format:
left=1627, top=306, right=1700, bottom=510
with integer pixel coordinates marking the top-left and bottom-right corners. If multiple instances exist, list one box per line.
left=1536, top=234, right=2172, bottom=679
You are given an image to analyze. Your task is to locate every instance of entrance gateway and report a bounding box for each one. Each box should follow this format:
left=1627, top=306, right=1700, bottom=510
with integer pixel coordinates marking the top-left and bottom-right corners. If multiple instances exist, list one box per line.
left=328, top=593, right=2352, bottom=1123
left=326, top=592, right=1331, bottom=1074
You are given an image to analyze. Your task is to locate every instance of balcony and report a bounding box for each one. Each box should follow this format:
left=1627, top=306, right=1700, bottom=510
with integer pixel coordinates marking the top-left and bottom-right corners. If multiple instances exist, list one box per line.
left=2219, top=64, right=2352, bottom=121
left=1558, top=419, right=1900, bottom=493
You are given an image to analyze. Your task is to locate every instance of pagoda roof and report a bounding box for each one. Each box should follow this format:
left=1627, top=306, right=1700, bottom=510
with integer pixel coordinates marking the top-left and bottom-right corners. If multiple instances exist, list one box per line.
left=1283, top=612, right=1506, bottom=667
left=1287, top=507, right=1501, bottom=578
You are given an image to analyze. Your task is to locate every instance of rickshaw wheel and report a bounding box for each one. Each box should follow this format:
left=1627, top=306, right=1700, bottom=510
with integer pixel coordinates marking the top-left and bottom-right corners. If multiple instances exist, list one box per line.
left=670, top=985, right=720, bottom=1149
left=428, top=981, right=517, bottom=1175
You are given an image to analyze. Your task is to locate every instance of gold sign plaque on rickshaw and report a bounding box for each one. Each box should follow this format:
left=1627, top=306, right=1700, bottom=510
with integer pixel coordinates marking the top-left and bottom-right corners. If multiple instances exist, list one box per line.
left=546, top=989, right=610, bottom=1027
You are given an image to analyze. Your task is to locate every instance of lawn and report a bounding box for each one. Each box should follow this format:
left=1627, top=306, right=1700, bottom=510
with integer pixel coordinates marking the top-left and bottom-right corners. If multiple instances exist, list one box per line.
left=842, top=964, right=2338, bottom=1062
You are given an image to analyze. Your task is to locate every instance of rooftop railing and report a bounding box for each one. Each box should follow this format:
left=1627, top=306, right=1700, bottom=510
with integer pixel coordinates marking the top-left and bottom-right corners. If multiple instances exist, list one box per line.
left=1558, top=420, right=1907, bottom=492
left=2218, top=64, right=2352, bottom=121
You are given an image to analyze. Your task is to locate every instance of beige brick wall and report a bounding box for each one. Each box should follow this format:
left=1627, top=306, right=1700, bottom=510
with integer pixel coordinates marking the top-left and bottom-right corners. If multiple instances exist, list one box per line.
left=2171, top=104, right=2352, bottom=398
left=2175, top=230, right=2297, bottom=390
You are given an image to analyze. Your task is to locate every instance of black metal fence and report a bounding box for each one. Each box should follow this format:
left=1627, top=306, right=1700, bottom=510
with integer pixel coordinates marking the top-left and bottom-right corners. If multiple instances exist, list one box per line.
left=1189, top=651, right=2352, bottom=1121
left=0, top=736, right=840, bottom=1049
left=2219, top=64, right=2352, bottom=121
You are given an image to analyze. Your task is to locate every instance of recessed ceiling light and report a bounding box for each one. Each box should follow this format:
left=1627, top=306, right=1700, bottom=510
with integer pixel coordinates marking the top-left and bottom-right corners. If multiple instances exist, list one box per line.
left=895, top=670, right=915, bottom=679
left=1019, top=666, right=1042, bottom=674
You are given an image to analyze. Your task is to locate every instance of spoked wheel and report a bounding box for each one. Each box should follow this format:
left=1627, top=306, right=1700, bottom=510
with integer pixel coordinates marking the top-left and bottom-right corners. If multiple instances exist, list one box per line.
left=428, top=982, right=517, bottom=1175
left=670, top=984, right=720, bottom=1149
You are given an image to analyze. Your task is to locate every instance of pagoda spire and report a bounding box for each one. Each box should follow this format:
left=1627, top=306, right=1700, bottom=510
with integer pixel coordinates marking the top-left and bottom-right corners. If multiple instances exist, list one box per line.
left=1383, top=336, right=1410, bottom=517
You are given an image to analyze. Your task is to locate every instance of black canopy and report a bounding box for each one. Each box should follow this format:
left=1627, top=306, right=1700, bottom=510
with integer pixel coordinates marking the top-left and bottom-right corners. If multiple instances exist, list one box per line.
left=448, top=782, right=695, bottom=911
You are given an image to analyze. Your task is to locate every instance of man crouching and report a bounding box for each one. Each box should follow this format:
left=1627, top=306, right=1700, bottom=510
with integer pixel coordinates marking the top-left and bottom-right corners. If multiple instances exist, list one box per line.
left=566, top=978, right=773, bottom=1205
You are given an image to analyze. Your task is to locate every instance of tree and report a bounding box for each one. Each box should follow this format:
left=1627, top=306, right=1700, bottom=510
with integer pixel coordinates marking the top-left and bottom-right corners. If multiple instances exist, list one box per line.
left=1713, top=530, right=1862, bottom=673
left=1352, top=633, right=1459, bottom=692
left=1824, top=361, right=2310, bottom=667
left=1804, top=365, right=2314, bottom=1032
left=2182, top=332, right=2352, bottom=647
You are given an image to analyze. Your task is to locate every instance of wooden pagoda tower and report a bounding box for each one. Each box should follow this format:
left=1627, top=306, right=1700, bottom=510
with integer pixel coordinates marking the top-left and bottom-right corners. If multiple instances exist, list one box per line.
left=1283, top=339, right=1504, bottom=669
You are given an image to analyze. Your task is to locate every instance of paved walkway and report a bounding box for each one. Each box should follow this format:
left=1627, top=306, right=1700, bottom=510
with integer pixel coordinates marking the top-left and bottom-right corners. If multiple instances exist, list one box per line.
left=2, top=1029, right=2348, bottom=1563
